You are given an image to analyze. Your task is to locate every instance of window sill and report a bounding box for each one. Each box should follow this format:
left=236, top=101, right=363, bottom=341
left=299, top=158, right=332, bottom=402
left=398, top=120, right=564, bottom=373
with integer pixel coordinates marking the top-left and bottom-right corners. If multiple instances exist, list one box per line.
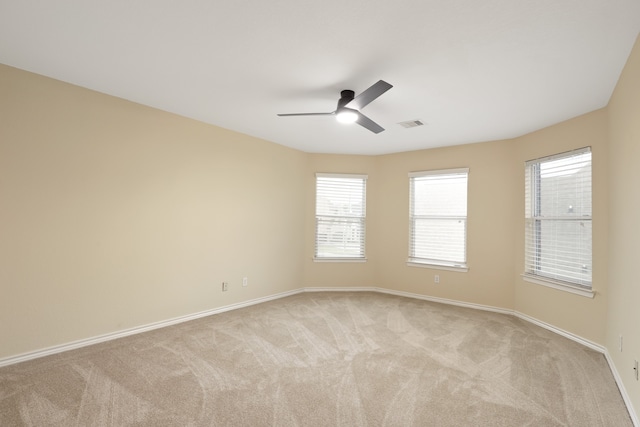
left=314, top=257, right=367, bottom=263
left=522, top=274, right=594, bottom=298
left=407, top=261, right=468, bottom=273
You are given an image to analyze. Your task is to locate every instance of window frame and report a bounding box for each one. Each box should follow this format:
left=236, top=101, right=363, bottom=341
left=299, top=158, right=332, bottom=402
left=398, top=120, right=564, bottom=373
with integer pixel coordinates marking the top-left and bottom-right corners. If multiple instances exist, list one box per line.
left=407, top=168, right=469, bottom=271
left=523, top=147, right=593, bottom=298
left=314, top=173, right=367, bottom=262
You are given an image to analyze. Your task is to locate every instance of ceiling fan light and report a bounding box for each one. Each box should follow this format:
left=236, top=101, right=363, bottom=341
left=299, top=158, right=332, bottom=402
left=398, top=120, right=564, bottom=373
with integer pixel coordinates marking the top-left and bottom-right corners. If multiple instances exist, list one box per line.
left=336, top=108, right=358, bottom=124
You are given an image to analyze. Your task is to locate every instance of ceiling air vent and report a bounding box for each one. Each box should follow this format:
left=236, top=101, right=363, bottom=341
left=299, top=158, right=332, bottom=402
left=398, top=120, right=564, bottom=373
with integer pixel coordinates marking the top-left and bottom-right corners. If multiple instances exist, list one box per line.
left=398, top=120, right=424, bottom=129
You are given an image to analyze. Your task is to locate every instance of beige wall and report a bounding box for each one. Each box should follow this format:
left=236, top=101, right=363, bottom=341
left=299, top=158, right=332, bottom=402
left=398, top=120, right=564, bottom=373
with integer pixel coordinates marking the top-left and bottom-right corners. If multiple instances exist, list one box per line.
left=302, top=111, right=612, bottom=349
left=512, top=109, right=609, bottom=344
left=607, top=34, right=640, bottom=415
left=0, top=64, right=308, bottom=359
left=370, top=141, right=518, bottom=309
left=303, top=140, right=520, bottom=314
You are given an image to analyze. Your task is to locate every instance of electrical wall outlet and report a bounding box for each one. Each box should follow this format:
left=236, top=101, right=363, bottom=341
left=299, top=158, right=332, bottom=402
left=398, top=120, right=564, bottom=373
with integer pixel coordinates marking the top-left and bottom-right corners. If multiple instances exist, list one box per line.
left=242, top=277, right=248, bottom=287
left=434, top=275, right=440, bottom=284
left=222, top=282, right=228, bottom=292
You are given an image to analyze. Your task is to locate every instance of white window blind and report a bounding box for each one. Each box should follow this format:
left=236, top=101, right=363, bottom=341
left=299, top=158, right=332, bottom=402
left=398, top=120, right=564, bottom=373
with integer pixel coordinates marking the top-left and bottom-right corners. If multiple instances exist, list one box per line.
left=315, top=173, right=367, bottom=260
left=524, top=147, right=592, bottom=289
left=409, top=168, right=468, bottom=268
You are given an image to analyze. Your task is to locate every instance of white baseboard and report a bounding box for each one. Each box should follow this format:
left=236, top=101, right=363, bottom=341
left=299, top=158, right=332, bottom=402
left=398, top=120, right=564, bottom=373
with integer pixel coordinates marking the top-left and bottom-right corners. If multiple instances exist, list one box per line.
left=0, top=288, right=303, bottom=368
left=604, top=350, right=640, bottom=427
left=512, top=311, right=604, bottom=353
left=304, top=286, right=512, bottom=316
left=303, top=286, right=378, bottom=293
left=1, top=285, right=636, bottom=425
left=371, top=287, right=514, bottom=315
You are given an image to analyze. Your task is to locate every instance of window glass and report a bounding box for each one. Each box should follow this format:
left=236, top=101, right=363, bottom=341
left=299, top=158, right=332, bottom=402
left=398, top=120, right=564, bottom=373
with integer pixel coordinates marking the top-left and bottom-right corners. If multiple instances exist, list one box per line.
left=409, top=169, right=468, bottom=269
left=524, top=148, right=592, bottom=288
left=315, top=174, right=367, bottom=260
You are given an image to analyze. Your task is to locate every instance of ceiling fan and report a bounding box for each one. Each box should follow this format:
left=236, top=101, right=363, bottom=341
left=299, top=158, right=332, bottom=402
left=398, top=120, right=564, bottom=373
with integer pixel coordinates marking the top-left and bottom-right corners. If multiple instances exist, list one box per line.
left=277, top=80, right=393, bottom=134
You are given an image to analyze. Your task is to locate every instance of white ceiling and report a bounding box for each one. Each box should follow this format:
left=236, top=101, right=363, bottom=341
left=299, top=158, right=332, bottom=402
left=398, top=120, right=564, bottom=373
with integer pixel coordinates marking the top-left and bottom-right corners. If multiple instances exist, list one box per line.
left=1, top=1, right=639, bottom=155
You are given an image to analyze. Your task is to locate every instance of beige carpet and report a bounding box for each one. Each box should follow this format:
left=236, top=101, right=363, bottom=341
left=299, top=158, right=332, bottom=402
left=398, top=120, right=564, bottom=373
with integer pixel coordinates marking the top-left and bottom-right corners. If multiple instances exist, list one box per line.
left=0, top=292, right=632, bottom=426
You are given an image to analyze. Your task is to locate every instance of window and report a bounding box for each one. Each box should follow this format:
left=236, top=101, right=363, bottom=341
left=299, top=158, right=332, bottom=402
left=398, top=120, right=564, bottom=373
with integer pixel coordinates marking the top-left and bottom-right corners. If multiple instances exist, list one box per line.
left=524, top=147, right=592, bottom=294
left=315, top=173, right=367, bottom=261
left=408, top=168, right=469, bottom=270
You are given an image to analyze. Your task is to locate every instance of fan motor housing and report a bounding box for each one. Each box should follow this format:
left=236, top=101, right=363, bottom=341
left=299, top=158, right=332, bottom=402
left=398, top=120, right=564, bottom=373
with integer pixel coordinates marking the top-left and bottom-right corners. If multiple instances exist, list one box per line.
left=337, top=90, right=355, bottom=110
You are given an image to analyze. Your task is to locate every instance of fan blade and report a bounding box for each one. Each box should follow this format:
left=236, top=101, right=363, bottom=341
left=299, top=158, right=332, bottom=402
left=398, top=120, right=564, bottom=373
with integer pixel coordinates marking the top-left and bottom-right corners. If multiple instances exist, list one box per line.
left=277, top=112, right=335, bottom=117
left=347, top=80, right=393, bottom=110
left=355, top=111, right=384, bottom=134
